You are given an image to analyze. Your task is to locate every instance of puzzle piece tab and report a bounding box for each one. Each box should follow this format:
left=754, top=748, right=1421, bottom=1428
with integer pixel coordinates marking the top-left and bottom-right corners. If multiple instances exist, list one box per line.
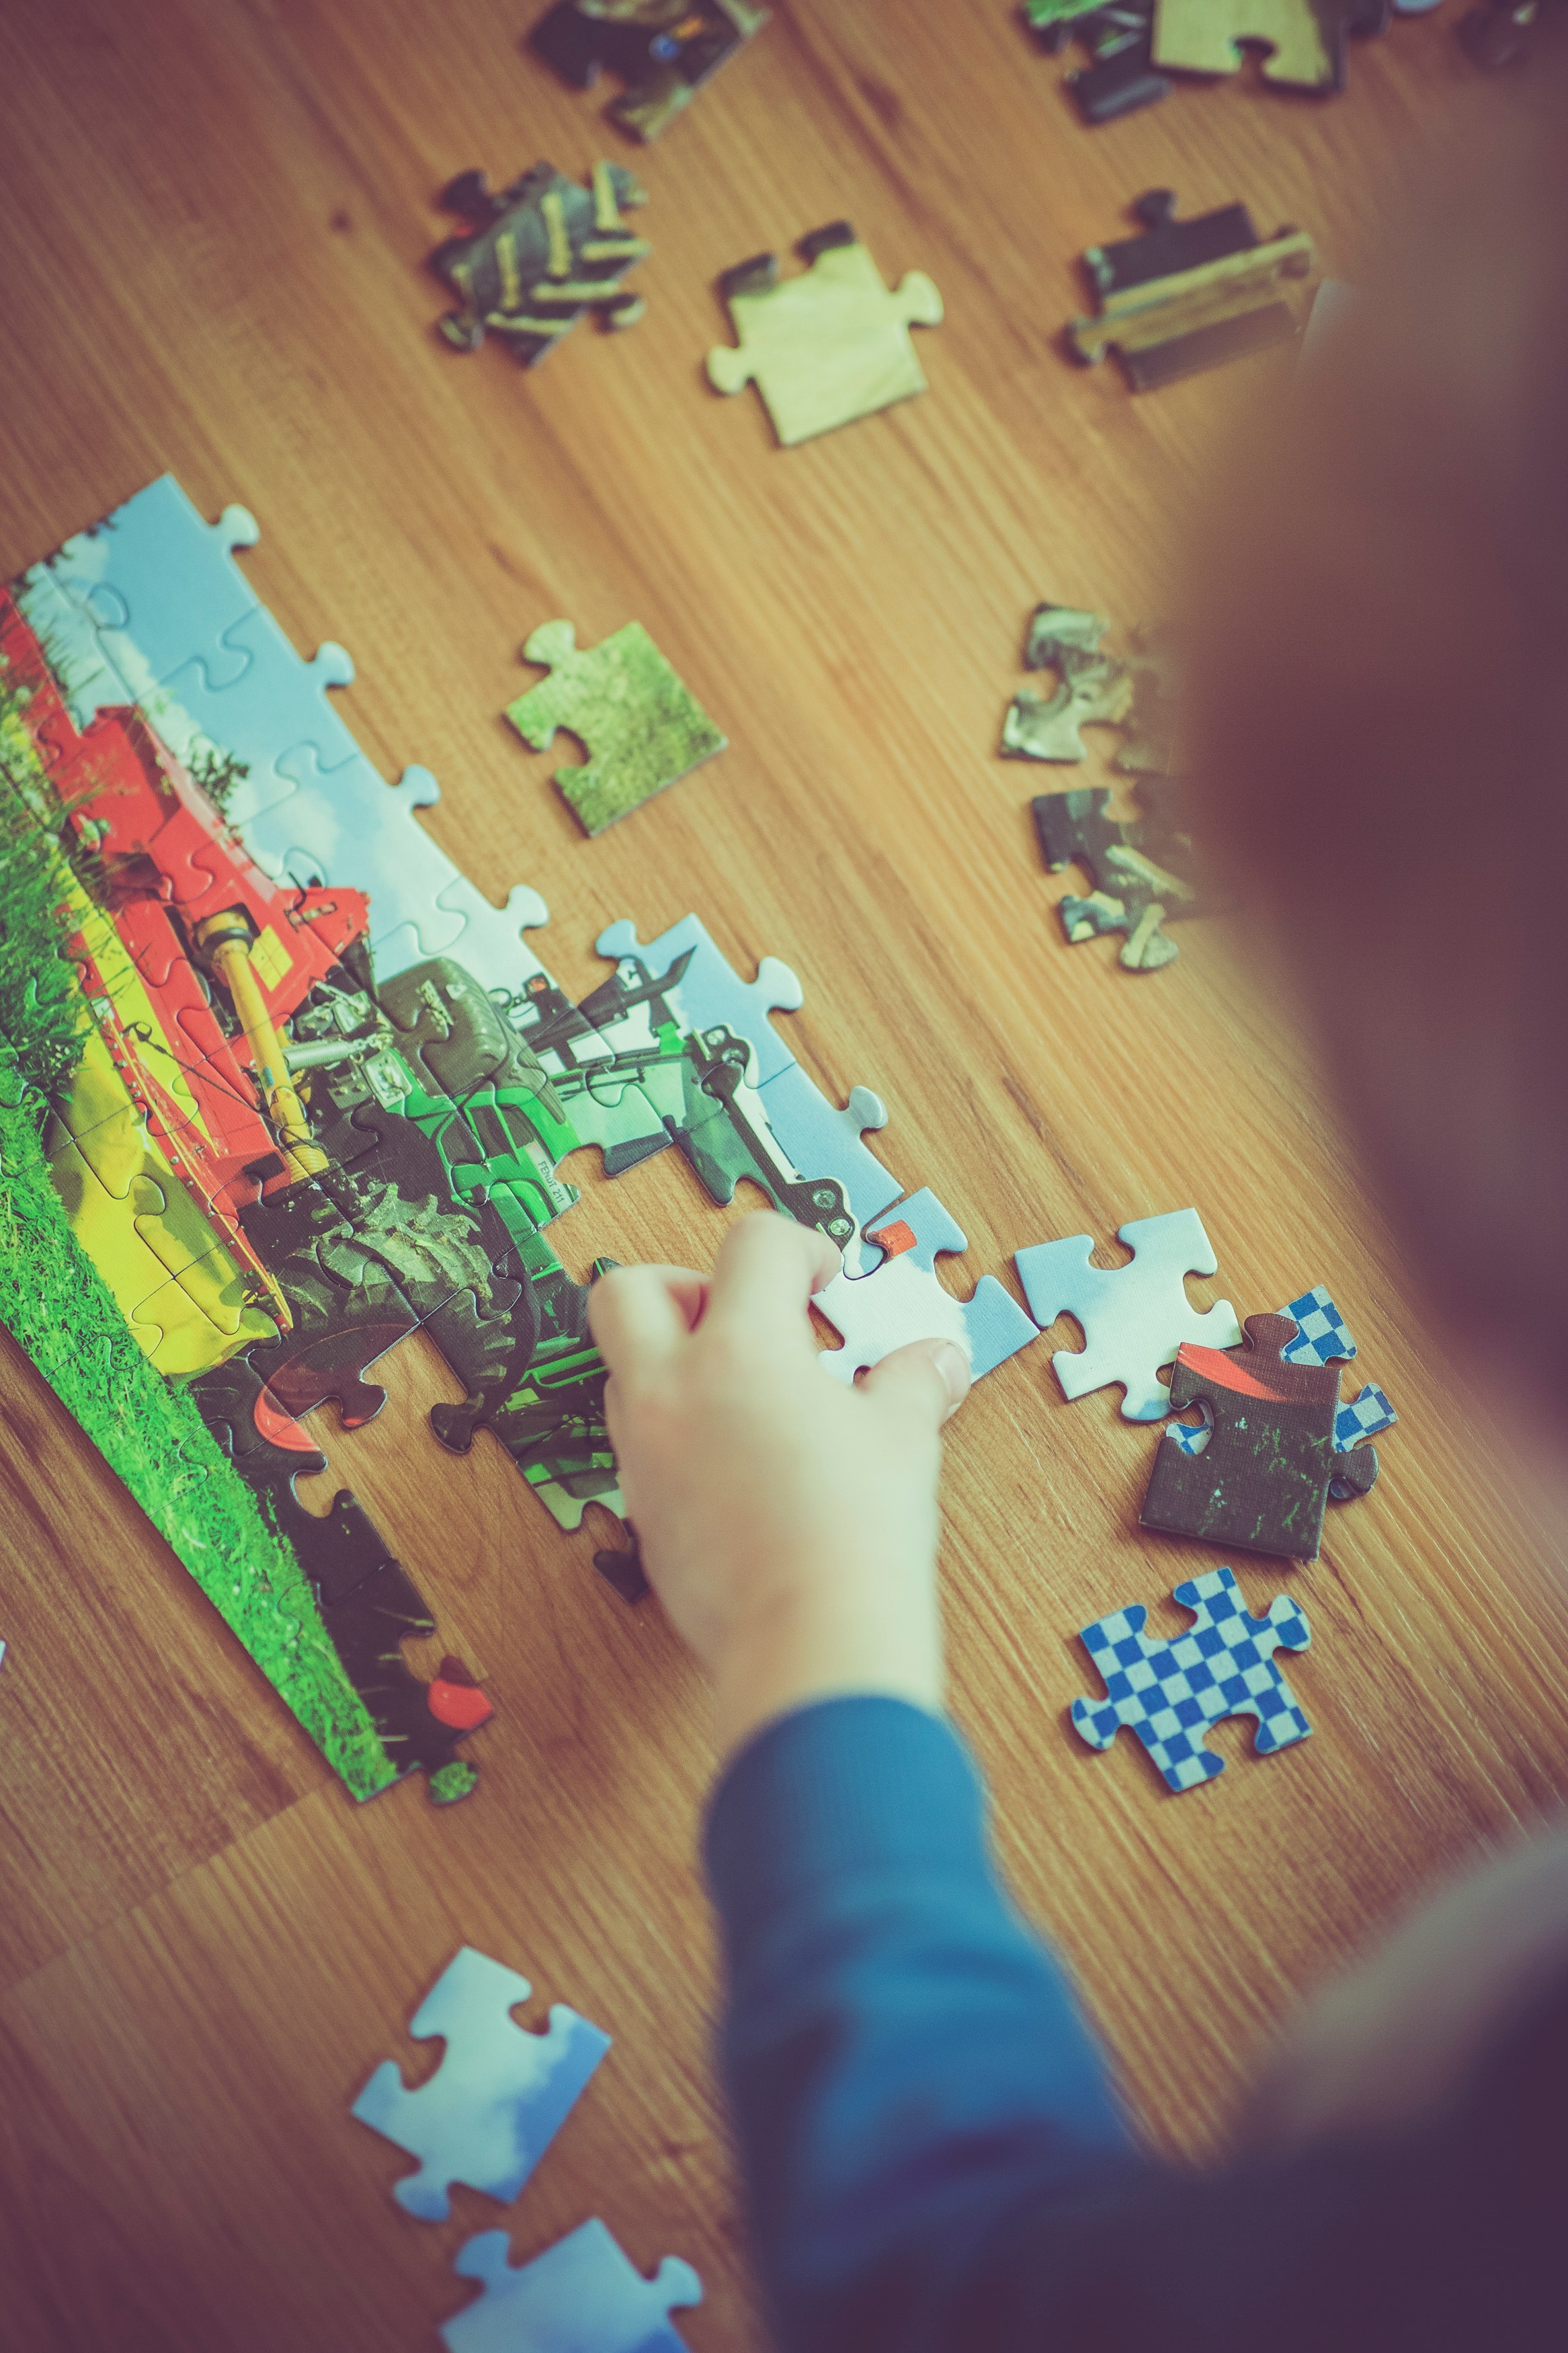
left=1015, top=1209, right=1241, bottom=1420
left=429, top=161, right=651, bottom=366
left=444, top=2219, right=702, bottom=2353
left=1073, top=1564, right=1313, bottom=1793
left=351, top=1946, right=611, bottom=2222
left=1142, top=1310, right=1379, bottom=1561
left=707, top=221, right=942, bottom=447
left=507, top=619, right=725, bottom=835
left=816, top=1191, right=1039, bottom=1384
left=529, top=0, right=768, bottom=141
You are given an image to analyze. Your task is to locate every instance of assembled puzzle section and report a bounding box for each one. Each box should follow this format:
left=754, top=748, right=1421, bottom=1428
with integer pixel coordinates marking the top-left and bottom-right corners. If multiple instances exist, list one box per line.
left=1142, top=1309, right=1382, bottom=1561
left=707, top=221, right=943, bottom=447
left=506, top=619, right=726, bottom=835
left=1024, top=0, right=1171, bottom=121
left=1072, top=1564, right=1313, bottom=1792
left=1153, top=0, right=1390, bottom=90
left=429, top=161, right=650, bottom=366
left=530, top=0, right=768, bottom=140
left=1067, top=190, right=1316, bottom=391
left=352, top=1946, right=611, bottom=2222
left=1015, top=1209, right=1241, bottom=1420
left=443, top=2220, right=702, bottom=2353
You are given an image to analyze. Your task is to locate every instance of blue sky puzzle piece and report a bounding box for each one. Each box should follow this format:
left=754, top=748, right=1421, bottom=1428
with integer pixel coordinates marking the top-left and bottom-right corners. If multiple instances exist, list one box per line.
left=755, top=1062, right=901, bottom=1234
left=443, top=2221, right=702, bottom=2353
left=38, top=473, right=261, bottom=690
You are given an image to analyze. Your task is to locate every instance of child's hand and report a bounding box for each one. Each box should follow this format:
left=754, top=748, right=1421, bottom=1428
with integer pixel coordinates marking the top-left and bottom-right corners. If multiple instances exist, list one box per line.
left=589, top=1213, right=971, bottom=1757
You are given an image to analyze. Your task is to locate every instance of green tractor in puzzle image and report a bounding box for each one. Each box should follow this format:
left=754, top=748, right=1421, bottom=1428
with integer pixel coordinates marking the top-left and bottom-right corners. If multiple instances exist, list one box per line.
left=224, top=937, right=857, bottom=1549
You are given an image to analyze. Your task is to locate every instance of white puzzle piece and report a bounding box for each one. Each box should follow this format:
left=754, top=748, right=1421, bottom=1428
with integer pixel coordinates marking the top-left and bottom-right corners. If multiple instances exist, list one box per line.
left=1014, top=1207, right=1241, bottom=1420
left=442, top=2221, right=702, bottom=2353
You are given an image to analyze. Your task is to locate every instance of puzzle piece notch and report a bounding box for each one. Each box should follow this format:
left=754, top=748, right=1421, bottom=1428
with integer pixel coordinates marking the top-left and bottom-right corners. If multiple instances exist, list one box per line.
left=815, top=1190, right=1039, bottom=1385
left=444, top=2219, right=702, bottom=2353
left=528, top=0, right=770, bottom=141
left=1152, top=0, right=1391, bottom=91
left=429, top=159, right=651, bottom=366
left=351, top=1946, right=611, bottom=2222
left=707, top=221, right=943, bottom=447
left=1025, top=0, right=1172, bottom=122
left=1067, top=188, right=1316, bottom=392
left=1072, top=1564, right=1313, bottom=1794
left=1015, top=1209, right=1241, bottom=1420
left=506, top=618, right=726, bottom=835
left=1142, top=1311, right=1376, bottom=1560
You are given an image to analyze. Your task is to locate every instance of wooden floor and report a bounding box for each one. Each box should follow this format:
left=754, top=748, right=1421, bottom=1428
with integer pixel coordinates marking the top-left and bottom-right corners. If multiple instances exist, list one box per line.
left=1, top=5, right=1564, bottom=2347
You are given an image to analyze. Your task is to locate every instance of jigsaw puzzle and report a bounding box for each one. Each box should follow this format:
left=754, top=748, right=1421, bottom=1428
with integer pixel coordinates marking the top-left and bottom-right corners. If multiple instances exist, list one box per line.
left=1025, top=0, right=1172, bottom=120
left=1153, top=0, right=1390, bottom=89
left=815, top=1190, right=1040, bottom=1384
left=1142, top=1309, right=1381, bottom=1560
left=1001, top=603, right=1134, bottom=763
left=1073, top=1564, right=1313, bottom=1793
left=529, top=0, right=769, bottom=140
left=1067, top=189, right=1317, bottom=391
left=706, top=221, right=943, bottom=447
left=3, top=477, right=1024, bottom=1806
left=352, top=1945, right=610, bottom=2222
left=429, top=161, right=650, bottom=366
left=1015, top=1209, right=1241, bottom=1420
left=443, top=2220, right=702, bottom=2353
left=506, top=619, right=726, bottom=835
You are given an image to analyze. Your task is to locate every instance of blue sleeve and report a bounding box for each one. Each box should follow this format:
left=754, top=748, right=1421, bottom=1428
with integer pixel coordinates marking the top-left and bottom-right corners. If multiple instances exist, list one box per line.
left=703, top=1696, right=1141, bottom=2345
left=703, top=1696, right=1564, bottom=2353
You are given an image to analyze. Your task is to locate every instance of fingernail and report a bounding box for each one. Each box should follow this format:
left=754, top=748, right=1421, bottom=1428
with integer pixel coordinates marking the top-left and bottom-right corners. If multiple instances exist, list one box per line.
left=934, top=1342, right=971, bottom=1421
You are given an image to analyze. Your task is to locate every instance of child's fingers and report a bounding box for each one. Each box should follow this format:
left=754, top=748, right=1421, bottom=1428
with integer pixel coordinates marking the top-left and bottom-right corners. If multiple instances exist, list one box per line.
left=704, top=1212, right=841, bottom=1345
left=858, top=1337, right=971, bottom=1427
left=589, top=1263, right=708, bottom=1370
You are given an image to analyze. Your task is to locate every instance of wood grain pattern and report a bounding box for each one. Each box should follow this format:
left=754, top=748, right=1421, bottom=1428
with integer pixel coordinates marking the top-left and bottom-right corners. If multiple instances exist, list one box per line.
left=0, top=5, right=1561, bottom=2347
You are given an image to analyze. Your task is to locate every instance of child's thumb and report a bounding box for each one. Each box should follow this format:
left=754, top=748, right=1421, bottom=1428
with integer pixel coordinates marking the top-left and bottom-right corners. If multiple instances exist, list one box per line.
left=859, top=1337, right=971, bottom=1426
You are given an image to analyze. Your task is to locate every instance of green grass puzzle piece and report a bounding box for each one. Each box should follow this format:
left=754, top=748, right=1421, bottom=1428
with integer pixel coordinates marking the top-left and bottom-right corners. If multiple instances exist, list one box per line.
left=706, top=227, right=942, bottom=448
left=505, top=619, right=725, bottom=836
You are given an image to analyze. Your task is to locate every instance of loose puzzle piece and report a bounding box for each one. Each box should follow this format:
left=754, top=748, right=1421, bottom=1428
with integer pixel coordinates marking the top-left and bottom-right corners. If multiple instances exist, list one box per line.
left=815, top=1189, right=1039, bottom=1384
left=352, top=1946, right=611, bottom=2222
left=529, top=0, right=769, bottom=141
left=1025, top=0, right=1171, bottom=122
left=1142, top=1311, right=1379, bottom=1561
left=1032, top=778, right=1216, bottom=972
left=1072, top=1564, right=1313, bottom=1793
left=1067, top=189, right=1316, bottom=392
left=1015, top=1209, right=1241, bottom=1420
left=429, top=161, right=651, bottom=366
left=707, top=221, right=942, bottom=448
left=444, top=2220, right=702, bottom=2353
left=1002, top=604, right=1133, bottom=762
left=1164, top=1283, right=1398, bottom=1494
left=507, top=620, right=726, bottom=836
left=1153, top=0, right=1389, bottom=89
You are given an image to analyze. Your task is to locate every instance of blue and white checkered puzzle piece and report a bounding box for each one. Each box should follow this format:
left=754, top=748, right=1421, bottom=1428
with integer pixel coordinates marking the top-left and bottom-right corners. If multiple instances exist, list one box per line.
left=1072, top=1566, right=1313, bottom=1794
left=443, top=2221, right=702, bottom=2353
left=1278, top=1284, right=1356, bottom=1367
left=351, top=1946, right=610, bottom=2222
